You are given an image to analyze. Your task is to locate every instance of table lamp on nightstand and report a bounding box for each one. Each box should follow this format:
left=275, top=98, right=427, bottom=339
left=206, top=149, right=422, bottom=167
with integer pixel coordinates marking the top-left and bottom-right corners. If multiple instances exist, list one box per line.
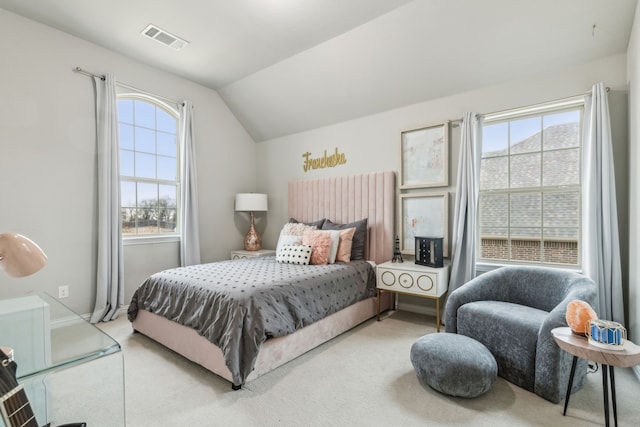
left=235, top=193, right=268, bottom=251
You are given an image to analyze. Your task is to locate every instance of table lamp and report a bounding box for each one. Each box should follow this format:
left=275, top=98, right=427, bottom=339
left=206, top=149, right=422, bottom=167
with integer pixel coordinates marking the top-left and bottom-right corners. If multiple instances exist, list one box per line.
left=0, top=233, right=47, bottom=278
left=235, top=193, right=268, bottom=251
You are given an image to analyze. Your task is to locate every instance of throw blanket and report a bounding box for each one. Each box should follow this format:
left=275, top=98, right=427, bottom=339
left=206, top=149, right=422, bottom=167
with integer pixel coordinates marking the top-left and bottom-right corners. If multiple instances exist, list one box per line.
left=128, top=256, right=375, bottom=385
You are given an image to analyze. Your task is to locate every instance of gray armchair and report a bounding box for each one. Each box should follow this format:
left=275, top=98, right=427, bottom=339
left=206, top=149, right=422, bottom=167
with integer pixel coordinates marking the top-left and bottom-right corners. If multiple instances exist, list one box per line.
left=444, top=266, right=597, bottom=403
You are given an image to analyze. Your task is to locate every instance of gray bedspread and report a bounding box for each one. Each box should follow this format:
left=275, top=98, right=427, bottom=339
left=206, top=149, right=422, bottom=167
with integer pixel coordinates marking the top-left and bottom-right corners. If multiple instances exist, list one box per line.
left=127, top=256, right=376, bottom=386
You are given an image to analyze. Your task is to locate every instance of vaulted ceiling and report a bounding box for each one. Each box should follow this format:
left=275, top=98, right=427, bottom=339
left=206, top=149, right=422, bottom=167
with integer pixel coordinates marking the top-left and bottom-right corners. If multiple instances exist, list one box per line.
left=0, top=0, right=636, bottom=141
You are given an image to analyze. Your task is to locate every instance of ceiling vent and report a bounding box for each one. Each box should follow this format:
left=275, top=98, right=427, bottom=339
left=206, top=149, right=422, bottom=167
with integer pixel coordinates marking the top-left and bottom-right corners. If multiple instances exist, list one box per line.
left=141, top=24, right=189, bottom=51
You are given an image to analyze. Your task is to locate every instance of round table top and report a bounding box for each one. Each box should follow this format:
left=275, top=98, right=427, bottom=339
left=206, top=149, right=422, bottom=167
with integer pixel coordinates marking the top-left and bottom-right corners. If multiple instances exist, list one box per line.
left=551, top=327, right=640, bottom=368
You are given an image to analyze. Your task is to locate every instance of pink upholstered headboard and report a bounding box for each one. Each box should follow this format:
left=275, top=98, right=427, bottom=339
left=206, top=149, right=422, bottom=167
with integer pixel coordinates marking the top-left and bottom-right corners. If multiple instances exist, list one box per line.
left=288, top=171, right=395, bottom=265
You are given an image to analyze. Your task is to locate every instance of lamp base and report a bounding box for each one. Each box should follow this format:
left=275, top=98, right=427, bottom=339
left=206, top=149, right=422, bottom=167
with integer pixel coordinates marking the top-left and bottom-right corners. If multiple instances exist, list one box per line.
left=244, top=212, right=262, bottom=251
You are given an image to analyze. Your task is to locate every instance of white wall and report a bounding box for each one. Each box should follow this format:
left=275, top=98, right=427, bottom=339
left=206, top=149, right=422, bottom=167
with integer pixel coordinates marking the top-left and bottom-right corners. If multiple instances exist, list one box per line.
left=0, top=10, right=257, bottom=314
left=627, top=5, right=640, bottom=348
left=257, top=53, right=630, bottom=315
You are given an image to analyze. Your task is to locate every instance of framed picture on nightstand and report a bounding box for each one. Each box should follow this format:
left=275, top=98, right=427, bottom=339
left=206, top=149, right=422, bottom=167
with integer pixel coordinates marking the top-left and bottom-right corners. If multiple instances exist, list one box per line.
left=399, top=192, right=449, bottom=256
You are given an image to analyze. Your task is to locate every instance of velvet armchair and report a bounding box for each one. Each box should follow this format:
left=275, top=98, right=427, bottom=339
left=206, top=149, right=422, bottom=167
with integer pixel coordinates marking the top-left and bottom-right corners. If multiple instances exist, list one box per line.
left=444, top=266, right=597, bottom=403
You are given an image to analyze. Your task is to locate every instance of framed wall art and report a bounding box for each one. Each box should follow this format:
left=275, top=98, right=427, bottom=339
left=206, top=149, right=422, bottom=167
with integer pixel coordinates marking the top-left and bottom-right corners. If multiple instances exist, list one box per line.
left=399, top=192, right=449, bottom=256
left=400, top=122, right=449, bottom=189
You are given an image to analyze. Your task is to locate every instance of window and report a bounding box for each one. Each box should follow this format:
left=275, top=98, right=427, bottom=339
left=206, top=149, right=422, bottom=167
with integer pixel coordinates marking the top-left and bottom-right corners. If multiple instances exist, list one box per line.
left=118, top=96, right=179, bottom=236
left=478, top=102, right=583, bottom=266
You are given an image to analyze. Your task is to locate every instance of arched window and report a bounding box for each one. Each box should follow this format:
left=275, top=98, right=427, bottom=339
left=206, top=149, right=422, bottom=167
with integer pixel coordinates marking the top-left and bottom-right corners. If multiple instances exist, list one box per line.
left=117, top=95, right=179, bottom=236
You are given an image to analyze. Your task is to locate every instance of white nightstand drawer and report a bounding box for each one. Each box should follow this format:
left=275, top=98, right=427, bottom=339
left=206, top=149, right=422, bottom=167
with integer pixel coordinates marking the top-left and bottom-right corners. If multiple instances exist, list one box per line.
left=376, top=262, right=449, bottom=297
left=375, top=261, right=450, bottom=332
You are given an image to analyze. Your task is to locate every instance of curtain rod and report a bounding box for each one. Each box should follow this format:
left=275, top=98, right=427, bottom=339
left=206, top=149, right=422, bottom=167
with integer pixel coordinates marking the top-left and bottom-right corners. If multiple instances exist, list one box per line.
left=73, top=66, right=182, bottom=107
left=450, top=86, right=610, bottom=127
left=482, top=86, right=610, bottom=122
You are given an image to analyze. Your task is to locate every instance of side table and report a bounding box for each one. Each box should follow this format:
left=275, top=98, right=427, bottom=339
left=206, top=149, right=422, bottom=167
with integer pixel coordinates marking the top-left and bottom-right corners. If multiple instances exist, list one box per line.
left=551, top=327, right=640, bottom=427
left=376, top=261, right=449, bottom=332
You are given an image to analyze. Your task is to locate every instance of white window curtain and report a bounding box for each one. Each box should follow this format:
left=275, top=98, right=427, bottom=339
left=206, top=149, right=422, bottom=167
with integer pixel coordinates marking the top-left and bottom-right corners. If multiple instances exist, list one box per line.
left=448, top=112, right=481, bottom=292
left=582, top=82, right=624, bottom=324
left=91, top=74, right=124, bottom=323
left=179, top=100, right=201, bottom=266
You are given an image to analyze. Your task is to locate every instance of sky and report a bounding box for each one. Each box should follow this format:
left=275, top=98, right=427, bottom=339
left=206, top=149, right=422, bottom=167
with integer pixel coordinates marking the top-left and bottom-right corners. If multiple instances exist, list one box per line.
left=482, top=109, right=580, bottom=155
left=117, top=99, right=178, bottom=208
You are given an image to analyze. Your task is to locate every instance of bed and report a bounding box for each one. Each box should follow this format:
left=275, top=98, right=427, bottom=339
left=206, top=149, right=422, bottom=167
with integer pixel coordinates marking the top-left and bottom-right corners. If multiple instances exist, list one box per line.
left=128, top=171, right=395, bottom=389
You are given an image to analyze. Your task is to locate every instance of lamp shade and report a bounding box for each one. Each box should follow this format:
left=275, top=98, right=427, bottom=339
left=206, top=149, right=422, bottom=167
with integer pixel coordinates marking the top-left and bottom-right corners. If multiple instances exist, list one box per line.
left=0, top=233, right=47, bottom=278
left=235, top=193, right=268, bottom=212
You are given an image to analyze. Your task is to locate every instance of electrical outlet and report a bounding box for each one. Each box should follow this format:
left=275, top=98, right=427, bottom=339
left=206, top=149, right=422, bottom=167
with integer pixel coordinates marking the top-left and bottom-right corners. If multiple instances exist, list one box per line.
left=58, top=285, right=69, bottom=299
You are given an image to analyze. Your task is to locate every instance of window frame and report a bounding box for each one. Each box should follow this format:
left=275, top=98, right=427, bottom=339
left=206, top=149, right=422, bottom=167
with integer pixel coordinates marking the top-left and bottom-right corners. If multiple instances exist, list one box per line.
left=476, top=98, right=585, bottom=269
left=117, top=93, right=181, bottom=242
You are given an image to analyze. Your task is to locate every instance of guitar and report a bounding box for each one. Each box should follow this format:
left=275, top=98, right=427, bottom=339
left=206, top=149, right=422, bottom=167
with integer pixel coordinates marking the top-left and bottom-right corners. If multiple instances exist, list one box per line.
left=1, top=349, right=86, bottom=427
left=0, top=348, right=38, bottom=427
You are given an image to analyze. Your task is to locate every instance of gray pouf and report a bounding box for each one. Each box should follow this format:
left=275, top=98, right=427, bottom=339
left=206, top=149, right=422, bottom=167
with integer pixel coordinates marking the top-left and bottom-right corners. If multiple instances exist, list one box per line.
left=410, top=332, right=497, bottom=398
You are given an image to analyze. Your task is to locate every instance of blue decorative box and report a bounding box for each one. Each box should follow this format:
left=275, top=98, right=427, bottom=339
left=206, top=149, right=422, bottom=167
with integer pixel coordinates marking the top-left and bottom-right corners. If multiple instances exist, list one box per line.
left=587, top=319, right=626, bottom=350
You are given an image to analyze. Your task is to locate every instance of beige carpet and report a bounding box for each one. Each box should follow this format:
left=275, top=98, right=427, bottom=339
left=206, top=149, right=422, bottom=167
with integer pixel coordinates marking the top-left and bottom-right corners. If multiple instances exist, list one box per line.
left=95, top=311, right=640, bottom=427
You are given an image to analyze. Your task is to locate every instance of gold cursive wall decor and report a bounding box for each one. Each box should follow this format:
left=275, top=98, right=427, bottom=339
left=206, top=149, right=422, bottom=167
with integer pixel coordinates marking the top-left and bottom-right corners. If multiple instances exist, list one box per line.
left=302, top=148, right=347, bottom=172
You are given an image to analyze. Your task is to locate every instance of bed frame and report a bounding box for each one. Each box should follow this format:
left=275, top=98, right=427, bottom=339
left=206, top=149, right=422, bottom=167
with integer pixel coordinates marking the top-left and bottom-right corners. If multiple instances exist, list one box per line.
left=132, top=171, right=396, bottom=387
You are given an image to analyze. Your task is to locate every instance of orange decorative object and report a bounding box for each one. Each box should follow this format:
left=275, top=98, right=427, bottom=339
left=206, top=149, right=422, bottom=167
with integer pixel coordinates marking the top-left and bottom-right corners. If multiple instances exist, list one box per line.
left=565, top=300, right=598, bottom=336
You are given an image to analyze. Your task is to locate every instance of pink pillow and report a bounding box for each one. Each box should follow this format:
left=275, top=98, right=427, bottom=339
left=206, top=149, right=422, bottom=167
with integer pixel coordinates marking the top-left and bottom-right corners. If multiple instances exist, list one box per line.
left=281, top=222, right=316, bottom=235
left=336, top=227, right=356, bottom=262
left=276, top=223, right=316, bottom=254
left=302, top=230, right=334, bottom=265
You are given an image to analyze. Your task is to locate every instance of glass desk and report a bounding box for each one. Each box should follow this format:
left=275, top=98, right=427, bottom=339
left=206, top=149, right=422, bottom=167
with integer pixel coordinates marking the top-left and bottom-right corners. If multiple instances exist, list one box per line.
left=0, top=293, right=125, bottom=427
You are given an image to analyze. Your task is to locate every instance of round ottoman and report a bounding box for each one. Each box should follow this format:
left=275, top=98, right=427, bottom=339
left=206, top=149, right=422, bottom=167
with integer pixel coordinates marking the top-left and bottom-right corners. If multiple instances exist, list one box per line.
left=410, top=332, right=497, bottom=398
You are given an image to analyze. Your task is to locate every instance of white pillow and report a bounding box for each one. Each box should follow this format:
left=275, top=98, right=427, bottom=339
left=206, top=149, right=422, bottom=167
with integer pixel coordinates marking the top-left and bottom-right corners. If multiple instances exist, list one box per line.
left=276, top=244, right=312, bottom=265
left=276, top=234, right=302, bottom=254
left=327, top=230, right=340, bottom=264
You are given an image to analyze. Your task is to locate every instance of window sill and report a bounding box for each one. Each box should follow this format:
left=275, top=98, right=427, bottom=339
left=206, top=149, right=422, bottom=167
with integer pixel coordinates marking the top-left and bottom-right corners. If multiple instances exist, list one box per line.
left=123, top=235, right=180, bottom=246
left=475, top=262, right=582, bottom=275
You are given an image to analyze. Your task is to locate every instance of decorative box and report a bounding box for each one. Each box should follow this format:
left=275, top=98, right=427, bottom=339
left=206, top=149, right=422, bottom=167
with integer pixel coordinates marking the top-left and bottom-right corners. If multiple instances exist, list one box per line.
left=587, top=319, right=626, bottom=350
left=415, top=236, right=443, bottom=268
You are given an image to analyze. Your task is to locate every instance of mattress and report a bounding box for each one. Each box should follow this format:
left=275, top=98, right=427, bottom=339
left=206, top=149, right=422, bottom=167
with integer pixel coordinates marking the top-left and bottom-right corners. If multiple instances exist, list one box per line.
left=127, top=255, right=376, bottom=386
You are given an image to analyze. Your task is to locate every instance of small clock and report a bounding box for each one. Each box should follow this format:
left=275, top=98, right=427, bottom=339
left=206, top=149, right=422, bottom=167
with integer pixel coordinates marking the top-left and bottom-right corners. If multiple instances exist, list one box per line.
left=415, top=236, right=443, bottom=268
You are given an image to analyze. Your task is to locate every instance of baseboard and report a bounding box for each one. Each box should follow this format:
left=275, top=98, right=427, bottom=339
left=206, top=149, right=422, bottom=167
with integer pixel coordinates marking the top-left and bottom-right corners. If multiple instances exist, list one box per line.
left=397, top=301, right=438, bottom=317
left=79, top=304, right=130, bottom=323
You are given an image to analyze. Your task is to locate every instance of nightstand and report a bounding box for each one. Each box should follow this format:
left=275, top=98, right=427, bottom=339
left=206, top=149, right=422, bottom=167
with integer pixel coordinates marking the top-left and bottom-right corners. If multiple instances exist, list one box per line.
left=230, top=249, right=276, bottom=260
left=376, top=261, right=449, bottom=332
